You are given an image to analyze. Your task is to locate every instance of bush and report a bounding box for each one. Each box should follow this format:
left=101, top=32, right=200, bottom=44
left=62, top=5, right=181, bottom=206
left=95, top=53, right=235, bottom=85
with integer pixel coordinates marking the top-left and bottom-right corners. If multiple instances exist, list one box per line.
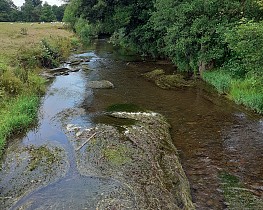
left=225, top=20, right=263, bottom=78
left=0, top=70, right=23, bottom=95
left=75, top=17, right=98, bottom=43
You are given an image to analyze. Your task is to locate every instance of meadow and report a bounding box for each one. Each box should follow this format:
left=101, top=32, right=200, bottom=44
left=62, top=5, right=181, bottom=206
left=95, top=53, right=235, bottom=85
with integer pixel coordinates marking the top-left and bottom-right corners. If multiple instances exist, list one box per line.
left=0, top=22, right=77, bottom=157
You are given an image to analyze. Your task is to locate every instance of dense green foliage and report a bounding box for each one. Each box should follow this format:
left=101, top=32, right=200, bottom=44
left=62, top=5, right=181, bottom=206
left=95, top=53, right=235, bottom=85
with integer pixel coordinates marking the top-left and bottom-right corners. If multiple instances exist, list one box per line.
left=0, top=0, right=17, bottom=21
left=0, top=0, right=66, bottom=22
left=63, top=0, right=263, bottom=113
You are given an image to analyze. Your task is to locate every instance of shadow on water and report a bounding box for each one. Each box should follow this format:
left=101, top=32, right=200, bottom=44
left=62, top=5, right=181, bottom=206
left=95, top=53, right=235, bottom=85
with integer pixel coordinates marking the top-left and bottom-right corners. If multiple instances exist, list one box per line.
left=1, top=39, right=262, bottom=209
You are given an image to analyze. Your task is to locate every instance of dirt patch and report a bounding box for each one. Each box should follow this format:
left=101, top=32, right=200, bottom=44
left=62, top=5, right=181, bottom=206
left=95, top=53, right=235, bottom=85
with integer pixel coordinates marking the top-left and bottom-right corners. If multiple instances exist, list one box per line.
left=67, top=111, right=195, bottom=209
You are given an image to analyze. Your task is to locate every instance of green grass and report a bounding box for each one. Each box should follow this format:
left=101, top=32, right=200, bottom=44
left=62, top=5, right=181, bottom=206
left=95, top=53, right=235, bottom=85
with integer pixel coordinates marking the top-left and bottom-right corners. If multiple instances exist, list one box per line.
left=230, top=78, right=263, bottom=114
left=202, top=70, right=232, bottom=94
left=0, top=95, right=40, bottom=156
left=202, top=70, right=263, bottom=114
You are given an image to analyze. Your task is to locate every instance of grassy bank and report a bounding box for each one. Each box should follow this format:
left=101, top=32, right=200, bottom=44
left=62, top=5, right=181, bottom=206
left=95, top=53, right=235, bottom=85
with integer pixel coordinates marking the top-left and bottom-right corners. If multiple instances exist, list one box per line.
left=202, top=70, right=263, bottom=114
left=0, top=22, right=78, bottom=157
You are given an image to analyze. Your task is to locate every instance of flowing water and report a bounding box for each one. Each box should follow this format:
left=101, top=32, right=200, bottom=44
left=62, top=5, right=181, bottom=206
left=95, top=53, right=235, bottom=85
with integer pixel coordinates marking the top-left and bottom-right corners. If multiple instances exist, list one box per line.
left=1, top=40, right=262, bottom=209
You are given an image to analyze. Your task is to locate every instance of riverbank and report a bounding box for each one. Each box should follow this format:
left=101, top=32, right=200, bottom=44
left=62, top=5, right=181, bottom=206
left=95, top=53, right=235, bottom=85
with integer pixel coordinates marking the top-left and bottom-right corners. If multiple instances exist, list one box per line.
left=202, top=70, right=263, bottom=114
left=0, top=22, right=79, bottom=157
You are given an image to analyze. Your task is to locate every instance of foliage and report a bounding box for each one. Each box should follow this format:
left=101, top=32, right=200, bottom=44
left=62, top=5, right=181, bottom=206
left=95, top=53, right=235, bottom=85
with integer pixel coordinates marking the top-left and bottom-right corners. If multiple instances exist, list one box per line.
left=0, top=0, right=17, bottom=21
left=224, top=20, right=263, bottom=78
left=0, top=0, right=67, bottom=22
left=40, top=2, right=56, bottom=22
left=52, top=4, right=66, bottom=21
left=74, top=17, right=98, bottom=43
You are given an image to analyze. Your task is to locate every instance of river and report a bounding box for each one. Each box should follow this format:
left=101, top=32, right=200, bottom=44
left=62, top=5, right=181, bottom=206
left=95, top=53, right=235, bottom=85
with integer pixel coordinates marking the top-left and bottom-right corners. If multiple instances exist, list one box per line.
left=0, top=40, right=262, bottom=209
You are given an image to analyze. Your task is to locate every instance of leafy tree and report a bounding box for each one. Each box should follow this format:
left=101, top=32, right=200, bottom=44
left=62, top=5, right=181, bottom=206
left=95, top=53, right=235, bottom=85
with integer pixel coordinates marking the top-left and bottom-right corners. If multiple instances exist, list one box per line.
left=52, top=4, right=66, bottom=21
left=21, top=0, right=42, bottom=22
left=0, top=0, right=17, bottom=21
left=224, top=20, right=263, bottom=78
left=40, top=2, right=56, bottom=22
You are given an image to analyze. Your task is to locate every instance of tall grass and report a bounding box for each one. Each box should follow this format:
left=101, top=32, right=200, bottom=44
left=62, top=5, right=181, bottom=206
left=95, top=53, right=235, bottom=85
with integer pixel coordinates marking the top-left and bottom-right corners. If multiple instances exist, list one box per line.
left=0, top=95, right=40, bottom=156
left=203, top=70, right=263, bottom=114
left=230, top=78, right=263, bottom=114
left=202, top=70, right=233, bottom=94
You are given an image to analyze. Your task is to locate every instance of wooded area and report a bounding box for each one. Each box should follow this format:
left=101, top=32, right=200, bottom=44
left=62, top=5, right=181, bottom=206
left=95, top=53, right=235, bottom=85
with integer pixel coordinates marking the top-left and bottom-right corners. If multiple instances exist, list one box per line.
left=63, top=0, right=263, bottom=113
left=0, top=0, right=65, bottom=22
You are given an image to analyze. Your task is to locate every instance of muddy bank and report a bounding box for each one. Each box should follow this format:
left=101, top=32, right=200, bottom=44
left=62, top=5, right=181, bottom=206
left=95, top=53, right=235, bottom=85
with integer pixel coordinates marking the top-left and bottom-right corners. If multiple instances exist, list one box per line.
left=68, top=111, right=194, bottom=209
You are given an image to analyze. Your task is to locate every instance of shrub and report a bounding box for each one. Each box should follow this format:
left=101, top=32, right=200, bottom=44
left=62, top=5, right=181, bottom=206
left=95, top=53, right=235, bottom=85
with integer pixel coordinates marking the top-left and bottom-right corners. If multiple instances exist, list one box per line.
left=75, top=17, right=98, bottom=43
left=0, top=70, right=23, bottom=95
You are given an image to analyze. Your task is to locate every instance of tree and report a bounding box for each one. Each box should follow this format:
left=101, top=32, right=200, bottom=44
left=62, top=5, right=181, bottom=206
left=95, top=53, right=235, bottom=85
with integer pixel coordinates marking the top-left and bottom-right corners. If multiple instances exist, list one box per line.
left=40, top=2, right=56, bottom=22
left=0, top=0, right=17, bottom=21
left=52, top=4, right=66, bottom=21
left=150, top=0, right=263, bottom=73
left=21, top=0, right=42, bottom=22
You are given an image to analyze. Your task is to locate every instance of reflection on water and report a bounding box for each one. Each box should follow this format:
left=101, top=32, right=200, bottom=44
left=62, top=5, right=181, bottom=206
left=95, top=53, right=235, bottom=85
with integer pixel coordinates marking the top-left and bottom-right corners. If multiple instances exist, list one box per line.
left=1, top=39, right=262, bottom=209
left=83, top=40, right=263, bottom=209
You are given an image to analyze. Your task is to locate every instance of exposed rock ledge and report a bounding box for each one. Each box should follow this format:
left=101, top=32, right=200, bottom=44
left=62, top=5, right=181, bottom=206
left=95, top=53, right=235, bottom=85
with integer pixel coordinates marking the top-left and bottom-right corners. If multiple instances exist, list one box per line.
left=67, top=111, right=195, bottom=209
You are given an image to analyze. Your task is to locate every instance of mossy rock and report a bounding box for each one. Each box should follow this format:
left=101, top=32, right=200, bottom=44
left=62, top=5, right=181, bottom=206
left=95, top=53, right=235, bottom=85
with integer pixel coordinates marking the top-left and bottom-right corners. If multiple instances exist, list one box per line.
left=142, top=69, right=165, bottom=81
left=0, top=144, right=68, bottom=209
left=156, top=74, right=193, bottom=89
left=142, top=69, right=194, bottom=89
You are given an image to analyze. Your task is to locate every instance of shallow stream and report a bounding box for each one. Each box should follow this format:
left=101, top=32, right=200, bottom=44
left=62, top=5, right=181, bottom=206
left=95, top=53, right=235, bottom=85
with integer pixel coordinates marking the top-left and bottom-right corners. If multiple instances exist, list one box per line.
left=0, top=40, right=262, bottom=209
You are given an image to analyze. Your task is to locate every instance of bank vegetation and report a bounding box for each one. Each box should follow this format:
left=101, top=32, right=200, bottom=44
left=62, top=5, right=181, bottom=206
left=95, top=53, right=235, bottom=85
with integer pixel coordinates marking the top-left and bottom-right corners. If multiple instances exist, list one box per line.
left=63, top=0, right=263, bottom=114
left=0, top=22, right=79, bottom=156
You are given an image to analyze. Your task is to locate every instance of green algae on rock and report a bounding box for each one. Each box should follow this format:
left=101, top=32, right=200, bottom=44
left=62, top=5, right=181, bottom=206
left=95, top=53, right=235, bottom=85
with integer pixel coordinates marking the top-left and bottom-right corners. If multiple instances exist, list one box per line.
left=0, top=144, right=68, bottom=209
left=69, top=111, right=195, bottom=209
left=142, top=69, right=194, bottom=89
left=219, top=172, right=263, bottom=210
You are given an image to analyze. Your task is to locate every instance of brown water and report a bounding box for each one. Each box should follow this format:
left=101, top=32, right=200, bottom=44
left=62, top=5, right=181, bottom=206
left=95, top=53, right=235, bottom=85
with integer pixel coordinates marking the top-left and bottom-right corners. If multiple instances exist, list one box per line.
left=1, top=40, right=262, bottom=209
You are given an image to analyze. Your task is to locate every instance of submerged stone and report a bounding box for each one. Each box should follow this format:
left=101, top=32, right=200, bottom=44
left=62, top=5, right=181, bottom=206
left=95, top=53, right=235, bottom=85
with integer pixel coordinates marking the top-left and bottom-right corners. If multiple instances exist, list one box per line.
left=87, top=80, right=114, bottom=89
left=142, top=69, right=165, bottom=81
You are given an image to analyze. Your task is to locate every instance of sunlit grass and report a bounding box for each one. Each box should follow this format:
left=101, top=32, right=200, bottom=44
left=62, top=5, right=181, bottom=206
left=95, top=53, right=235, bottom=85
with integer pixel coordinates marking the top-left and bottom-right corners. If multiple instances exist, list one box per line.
left=0, top=22, right=73, bottom=58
